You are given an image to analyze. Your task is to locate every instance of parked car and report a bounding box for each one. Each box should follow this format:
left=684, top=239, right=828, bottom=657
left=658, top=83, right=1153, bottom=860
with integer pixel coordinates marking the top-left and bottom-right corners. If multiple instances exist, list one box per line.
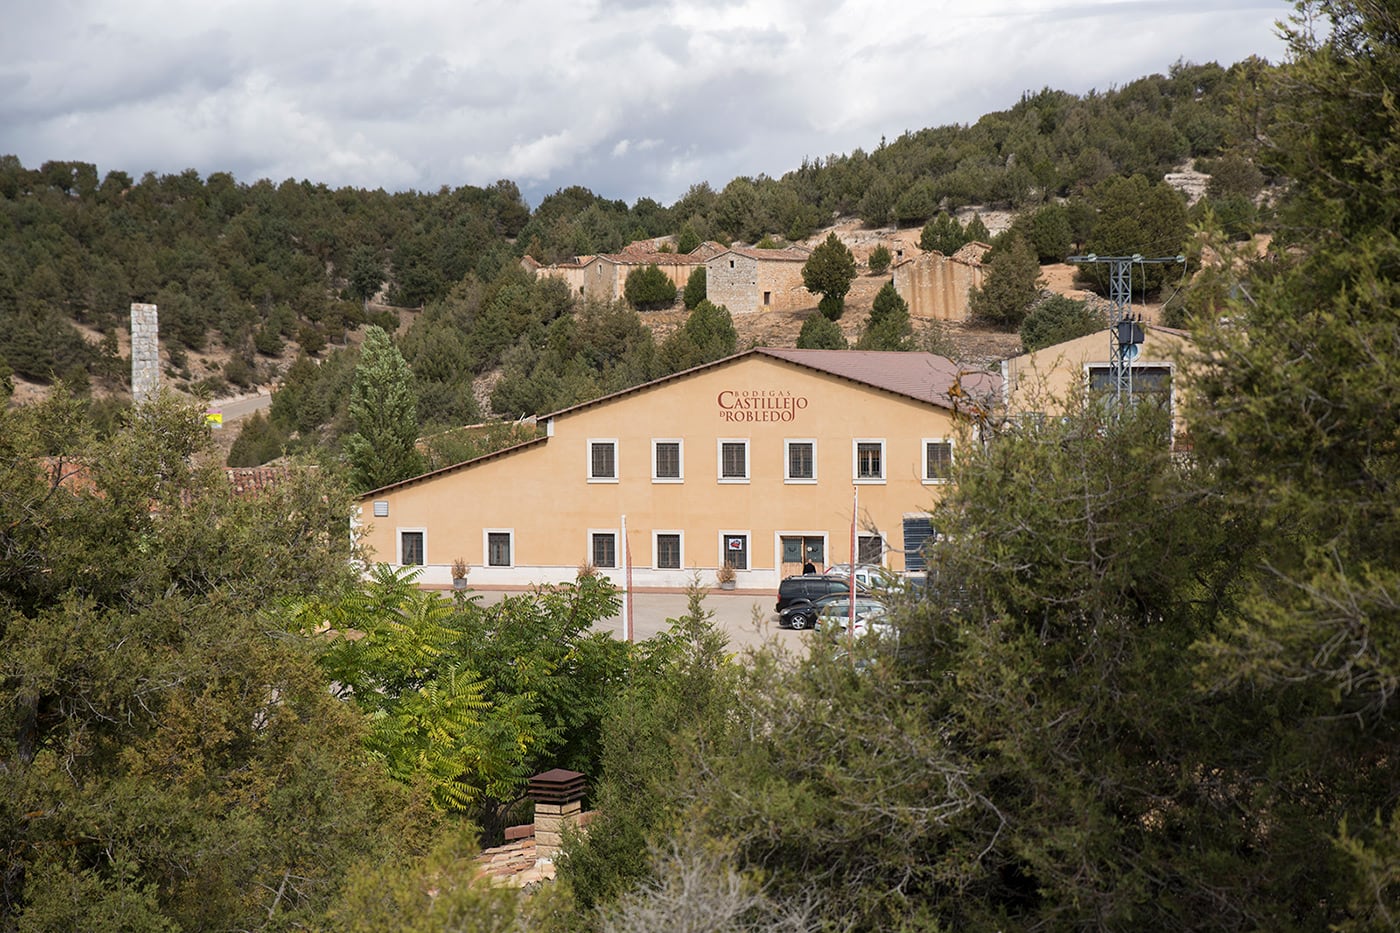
left=823, top=563, right=888, bottom=589
left=776, top=574, right=869, bottom=629
left=814, top=596, right=890, bottom=635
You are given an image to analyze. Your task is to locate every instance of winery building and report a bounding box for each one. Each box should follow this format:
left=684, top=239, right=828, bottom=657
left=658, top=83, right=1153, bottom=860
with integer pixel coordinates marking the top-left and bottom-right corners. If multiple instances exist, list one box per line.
left=354, top=348, right=1000, bottom=590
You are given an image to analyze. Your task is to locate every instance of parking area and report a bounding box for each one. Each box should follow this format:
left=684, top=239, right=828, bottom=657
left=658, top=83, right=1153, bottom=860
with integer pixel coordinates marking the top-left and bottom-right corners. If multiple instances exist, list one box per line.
left=466, top=588, right=794, bottom=652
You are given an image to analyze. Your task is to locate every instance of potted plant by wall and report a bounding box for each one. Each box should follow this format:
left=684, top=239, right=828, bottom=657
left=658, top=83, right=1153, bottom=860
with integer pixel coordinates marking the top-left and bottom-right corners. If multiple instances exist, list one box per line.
left=451, top=557, right=470, bottom=589
left=716, top=561, right=737, bottom=590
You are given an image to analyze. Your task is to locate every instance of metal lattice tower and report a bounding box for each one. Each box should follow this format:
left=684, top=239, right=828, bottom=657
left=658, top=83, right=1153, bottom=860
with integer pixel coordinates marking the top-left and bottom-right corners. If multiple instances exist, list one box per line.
left=1066, top=253, right=1184, bottom=402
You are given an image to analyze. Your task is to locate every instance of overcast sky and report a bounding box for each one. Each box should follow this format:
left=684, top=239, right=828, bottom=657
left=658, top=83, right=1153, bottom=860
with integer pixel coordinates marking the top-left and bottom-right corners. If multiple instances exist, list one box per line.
left=1, top=1, right=1290, bottom=209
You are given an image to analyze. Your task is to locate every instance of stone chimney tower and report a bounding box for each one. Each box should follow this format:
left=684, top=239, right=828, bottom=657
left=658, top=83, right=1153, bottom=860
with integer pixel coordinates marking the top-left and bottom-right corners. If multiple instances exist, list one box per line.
left=526, top=768, right=586, bottom=861
left=130, top=303, right=159, bottom=404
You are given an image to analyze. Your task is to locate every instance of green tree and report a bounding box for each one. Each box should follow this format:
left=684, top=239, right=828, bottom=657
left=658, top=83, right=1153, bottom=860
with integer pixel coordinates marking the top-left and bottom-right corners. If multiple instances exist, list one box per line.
left=682, top=265, right=707, bottom=310
left=796, top=313, right=847, bottom=349
left=560, top=581, right=740, bottom=911
left=963, top=212, right=991, bottom=243
left=918, top=211, right=965, bottom=254
left=676, top=223, right=701, bottom=255
left=867, top=244, right=892, bottom=275
left=1027, top=201, right=1073, bottom=263
left=801, top=233, right=857, bottom=320
left=1187, top=6, right=1400, bottom=922
left=1084, top=174, right=1189, bottom=292
left=856, top=282, right=914, bottom=350
left=623, top=264, right=678, bottom=311
left=346, top=245, right=385, bottom=309
left=1018, top=294, right=1105, bottom=351
left=343, top=326, right=424, bottom=492
left=1, top=392, right=420, bottom=932
left=226, top=409, right=288, bottom=466
left=660, top=299, right=737, bottom=372
left=968, top=234, right=1043, bottom=328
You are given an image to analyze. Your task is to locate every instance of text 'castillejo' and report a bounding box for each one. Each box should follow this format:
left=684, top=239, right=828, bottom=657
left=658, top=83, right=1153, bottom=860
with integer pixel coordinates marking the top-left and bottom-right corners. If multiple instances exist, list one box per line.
left=716, top=389, right=809, bottom=422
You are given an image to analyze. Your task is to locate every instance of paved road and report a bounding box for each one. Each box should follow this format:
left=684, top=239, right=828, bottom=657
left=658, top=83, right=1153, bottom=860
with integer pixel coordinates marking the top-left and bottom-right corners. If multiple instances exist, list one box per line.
left=467, top=588, right=802, bottom=653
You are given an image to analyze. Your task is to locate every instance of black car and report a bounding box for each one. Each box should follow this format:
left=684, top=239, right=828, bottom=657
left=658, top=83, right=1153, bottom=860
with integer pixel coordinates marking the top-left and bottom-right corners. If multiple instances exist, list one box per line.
left=776, top=574, right=870, bottom=629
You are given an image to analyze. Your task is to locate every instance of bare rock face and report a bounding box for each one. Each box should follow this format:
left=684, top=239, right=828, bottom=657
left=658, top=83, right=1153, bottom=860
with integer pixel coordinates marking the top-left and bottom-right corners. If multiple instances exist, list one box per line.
left=1164, top=169, right=1209, bottom=206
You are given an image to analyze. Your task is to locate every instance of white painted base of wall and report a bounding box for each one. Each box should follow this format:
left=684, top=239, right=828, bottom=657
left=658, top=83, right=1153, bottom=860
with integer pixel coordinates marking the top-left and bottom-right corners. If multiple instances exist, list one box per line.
left=401, top=564, right=782, bottom=591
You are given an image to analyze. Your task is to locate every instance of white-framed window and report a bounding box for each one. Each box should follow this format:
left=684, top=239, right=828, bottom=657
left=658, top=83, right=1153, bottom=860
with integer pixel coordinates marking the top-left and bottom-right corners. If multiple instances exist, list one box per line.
left=485, top=529, right=513, bottom=567
left=784, top=439, right=817, bottom=483
left=1087, top=364, right=1174, bottom=411
left=654, top=531, right=683, bottom=570
left=923, top=438, right=955, bottom=483
left=588, top=439, right=618, bottom=482
left=590, top=530, right=618, bottom=569
left=857, top=534, right=884, bottom=566
left=717, top=439, right=749, bottom=483
left=398, top=529, right=426, bottom=566
left=720, top=532, right=749, bottom=570
left=853, top=439, right=886, bottom=483
left=652, top=438, right=683, bottom=483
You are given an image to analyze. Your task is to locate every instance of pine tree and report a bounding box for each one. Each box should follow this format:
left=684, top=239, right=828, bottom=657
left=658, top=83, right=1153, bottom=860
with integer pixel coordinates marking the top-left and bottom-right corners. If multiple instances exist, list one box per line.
left=342, top=326, right=424, bottom=492
left=857, top=282, right=913, bottom=350
left=801, top=233, right=857, bottom=320
left=919, top=211, right=965, bottom=255
left=968, top=235, right=1043, bottom=329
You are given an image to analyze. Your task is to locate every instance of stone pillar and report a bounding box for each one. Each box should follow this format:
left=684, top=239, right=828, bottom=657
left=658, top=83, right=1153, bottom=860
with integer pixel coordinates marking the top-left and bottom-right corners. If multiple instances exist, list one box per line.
left=130, top=303, right=160, bottom=405
left=526, top=768, right=586, bottom=861
left=532, top=799, right=582, bottom=860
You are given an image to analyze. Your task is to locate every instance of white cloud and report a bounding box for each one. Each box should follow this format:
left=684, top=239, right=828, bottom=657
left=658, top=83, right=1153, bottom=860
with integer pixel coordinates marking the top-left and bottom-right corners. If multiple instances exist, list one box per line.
left=0, top=0, right=1289, bottom=207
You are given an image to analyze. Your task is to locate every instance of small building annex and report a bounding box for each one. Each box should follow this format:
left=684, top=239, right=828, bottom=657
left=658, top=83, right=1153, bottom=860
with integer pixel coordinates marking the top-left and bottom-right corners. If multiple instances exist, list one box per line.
left=355, top=348, right=1000, bottom=590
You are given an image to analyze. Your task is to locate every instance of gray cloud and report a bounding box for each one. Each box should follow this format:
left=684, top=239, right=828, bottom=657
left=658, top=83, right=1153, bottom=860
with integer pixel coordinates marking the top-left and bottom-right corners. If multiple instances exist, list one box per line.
left=0, top=0, right=1289, bottom=207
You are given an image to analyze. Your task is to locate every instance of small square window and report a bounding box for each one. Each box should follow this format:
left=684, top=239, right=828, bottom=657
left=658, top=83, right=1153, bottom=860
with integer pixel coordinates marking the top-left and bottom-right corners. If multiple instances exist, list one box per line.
left=589, top=440, right=617, bottom=481
left=719, top=440, right=748, bottom=481
left=592, top=532, right=617, bottom=569
left=785, top=440, right=815, bottom=482
left=858, top=534, right=883, bottom=565
left=487, top=532, right=512, bottom=567
left=656, top=533, right=682, bottom=570
left=855, top=441, right=884, bottom=481
left=925, top=440, right=954, bottom=482
left=722, top=534, right=749, bottom=570
left=373, top=500, right=389, bottom=517
left=653, top=440, right=682, bottom=482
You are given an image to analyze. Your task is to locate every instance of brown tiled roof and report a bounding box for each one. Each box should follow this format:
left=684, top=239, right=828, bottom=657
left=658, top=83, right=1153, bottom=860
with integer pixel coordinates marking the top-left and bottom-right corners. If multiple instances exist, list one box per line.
left=712, top=246, right=811, bottom=262
left=358, top=350, right=1000, bottom=497
left=591, top=250, right=703, bottom=266
left=952, top=241, right=991, bottom=264
left=756, top=348, right=1000, bottom=408
left=224, top=466, right=305, bottom=496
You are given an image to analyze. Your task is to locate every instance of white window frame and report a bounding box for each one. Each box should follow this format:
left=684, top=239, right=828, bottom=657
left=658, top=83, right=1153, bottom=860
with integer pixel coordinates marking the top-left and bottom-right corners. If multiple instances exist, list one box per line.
left=716, top=438, right=750, bottom=484
left=853, top=439, right=886, bottom=484
left=653, top=530, right=684, bottom=570
left=718, top=531, right=750, bottom=570
left=922, top=437, right=955, bottom=484
left=484, top=528, right=514, bottom=568
left=784, top=438, right=817, bottom=484
left=652, top=438, right=684, bottom=483
left=397, top=528, right=427, bottom=566
left=588, top=438, right=619, bottom=483
left=857, top=533, right=885, bottom=567
left=589, top=528, right=619, bottom=569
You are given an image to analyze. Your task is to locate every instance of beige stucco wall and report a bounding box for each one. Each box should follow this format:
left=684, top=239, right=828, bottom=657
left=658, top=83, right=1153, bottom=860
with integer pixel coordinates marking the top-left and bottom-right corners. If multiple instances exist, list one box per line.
left=1000, top=327, right=1192, bottom=434
left=356, top=354, right=963, bottom=589
left=892, top=253, right=984, bottom=321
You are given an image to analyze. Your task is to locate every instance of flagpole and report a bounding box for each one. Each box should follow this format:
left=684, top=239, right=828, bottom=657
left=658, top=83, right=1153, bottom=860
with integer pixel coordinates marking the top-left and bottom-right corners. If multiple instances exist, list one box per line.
left=621, top=513, right=633, bottom=642
left=849, top=487, right=858, bottom=644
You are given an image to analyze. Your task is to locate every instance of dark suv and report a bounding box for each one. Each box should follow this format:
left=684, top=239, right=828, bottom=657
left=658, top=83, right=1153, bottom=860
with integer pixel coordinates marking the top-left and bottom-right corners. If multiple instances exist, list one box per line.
left=776, top=574, right=869, bottom=629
